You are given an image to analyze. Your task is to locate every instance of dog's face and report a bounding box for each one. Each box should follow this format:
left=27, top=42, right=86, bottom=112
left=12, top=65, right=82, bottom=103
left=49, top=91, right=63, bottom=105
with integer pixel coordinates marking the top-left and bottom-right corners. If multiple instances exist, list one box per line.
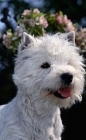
left=13, top=32, right=85, bottom=108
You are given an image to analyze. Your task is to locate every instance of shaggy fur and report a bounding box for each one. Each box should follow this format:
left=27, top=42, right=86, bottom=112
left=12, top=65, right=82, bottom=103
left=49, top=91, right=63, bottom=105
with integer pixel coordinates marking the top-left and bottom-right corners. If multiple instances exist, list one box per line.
left=0, top=31, right=85, bottom=140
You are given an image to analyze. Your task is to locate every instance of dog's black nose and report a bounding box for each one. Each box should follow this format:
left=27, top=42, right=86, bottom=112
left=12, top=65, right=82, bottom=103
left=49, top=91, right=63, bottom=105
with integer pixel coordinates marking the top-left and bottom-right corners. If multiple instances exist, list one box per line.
left=61, top=73, right=73, bottom=85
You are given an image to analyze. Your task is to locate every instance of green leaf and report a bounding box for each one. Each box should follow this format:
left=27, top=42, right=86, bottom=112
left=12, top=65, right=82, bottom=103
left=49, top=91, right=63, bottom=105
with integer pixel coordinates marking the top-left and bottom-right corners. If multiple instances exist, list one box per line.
left=59, top=11, right=63, bottom=16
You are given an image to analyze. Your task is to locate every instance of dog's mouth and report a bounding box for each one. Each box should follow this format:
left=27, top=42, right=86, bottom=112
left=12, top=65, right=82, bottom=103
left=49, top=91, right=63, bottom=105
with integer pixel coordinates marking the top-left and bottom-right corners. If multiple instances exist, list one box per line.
left=47, top=87, right=71, bottom=99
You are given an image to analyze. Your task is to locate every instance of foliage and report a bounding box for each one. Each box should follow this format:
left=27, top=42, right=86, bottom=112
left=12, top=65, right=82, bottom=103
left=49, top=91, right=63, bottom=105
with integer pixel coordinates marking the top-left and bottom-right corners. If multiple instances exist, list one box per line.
left=1, top=8, right=86, bottom=54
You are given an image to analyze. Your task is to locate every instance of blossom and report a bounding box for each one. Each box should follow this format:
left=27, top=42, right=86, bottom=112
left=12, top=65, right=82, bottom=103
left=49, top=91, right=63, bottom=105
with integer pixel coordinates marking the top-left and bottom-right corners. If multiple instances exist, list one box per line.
left=28, top=19, right=35, bottom=27
left=62, top=15, right=68, bottom=24
left=64, top=20, right=76, bottom=32
left=33, top=9, right=40, bottom=14
left=36, top=16, right=48, bottom=28
left=22, top=9, right=31, bottom=16
left=75, top=28, right=86, bottom=50
left=56, top=15, right=63, bottom=24
left=3, top=34, right=12, bottom=49
left=15, top=24, right=26, bottom=37
left=55, top=13, right=63, bottom=24
left=55, top=12, right=76, bottom=32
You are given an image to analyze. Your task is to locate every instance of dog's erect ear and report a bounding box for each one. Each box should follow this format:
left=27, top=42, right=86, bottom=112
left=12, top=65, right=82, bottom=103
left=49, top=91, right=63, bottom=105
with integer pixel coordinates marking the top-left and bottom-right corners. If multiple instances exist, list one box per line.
left=18, top=32, right=34, bottom=52
left=22, top=32, right=34, bottom=47
left=66, top=31, right=75, bottom=45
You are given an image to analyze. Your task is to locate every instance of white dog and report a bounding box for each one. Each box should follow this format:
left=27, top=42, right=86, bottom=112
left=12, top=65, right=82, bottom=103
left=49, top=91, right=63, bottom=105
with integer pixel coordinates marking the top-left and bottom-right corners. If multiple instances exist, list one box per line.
left=0, top=31, right=85, bottom=140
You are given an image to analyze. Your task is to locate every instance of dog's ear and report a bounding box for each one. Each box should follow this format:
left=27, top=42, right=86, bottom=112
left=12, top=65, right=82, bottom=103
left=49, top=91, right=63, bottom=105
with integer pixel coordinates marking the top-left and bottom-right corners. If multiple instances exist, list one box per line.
left=66, top=31, right=75, bottom=45
left=22, top=32, right=34, bottom=47
left=18, top=32, right=34, bottom=52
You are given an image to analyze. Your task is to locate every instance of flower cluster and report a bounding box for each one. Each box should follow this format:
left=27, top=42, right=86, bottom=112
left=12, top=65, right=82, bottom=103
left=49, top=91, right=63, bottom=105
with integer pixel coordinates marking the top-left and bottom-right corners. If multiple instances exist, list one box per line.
left=55, top=12, right=76, bottom=32
left=22, top=9, right=48, bottom=29
left=75, top=28, right=86, bottom=50
left=2, top=8, right=86, bottom=52
left=3, top=33, right=12, bottom=49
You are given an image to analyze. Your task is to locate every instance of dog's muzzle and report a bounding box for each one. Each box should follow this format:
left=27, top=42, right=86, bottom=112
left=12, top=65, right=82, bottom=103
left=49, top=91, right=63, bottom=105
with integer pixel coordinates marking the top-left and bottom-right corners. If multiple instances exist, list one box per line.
left=48, top=87, right=71, bottom=99
left=47, top=73, right=73, bottom=99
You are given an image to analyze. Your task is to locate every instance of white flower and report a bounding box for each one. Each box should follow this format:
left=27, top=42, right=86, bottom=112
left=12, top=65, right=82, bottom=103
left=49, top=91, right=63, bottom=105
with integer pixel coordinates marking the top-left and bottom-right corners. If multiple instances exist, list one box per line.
left=33, top=9, right=40, bottom=14
left=29, top=19, right=35, bottom=27
left=22, top=9, right=31, bottom=16
left=3, top=34, right=12, bottom=49
left=36, top=16, right=48, bottom=28
left=12, top=36, right=18, bottom=41
left=15, top=24, right=26, bottom=37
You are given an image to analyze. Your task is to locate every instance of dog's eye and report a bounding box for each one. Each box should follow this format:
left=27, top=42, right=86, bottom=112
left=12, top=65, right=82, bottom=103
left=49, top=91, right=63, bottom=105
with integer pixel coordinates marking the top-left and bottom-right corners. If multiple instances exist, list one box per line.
left=41, top=62, right=50, bottom=69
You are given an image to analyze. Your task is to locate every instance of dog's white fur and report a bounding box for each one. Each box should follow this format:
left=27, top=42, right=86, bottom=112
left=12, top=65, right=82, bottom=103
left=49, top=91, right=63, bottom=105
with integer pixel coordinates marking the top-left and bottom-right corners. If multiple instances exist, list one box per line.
left=0, top=32, right=85, bottom=140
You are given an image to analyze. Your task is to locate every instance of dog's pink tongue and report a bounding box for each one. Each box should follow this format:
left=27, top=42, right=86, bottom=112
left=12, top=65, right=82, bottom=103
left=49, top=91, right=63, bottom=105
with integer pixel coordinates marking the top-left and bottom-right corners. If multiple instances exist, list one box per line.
left=58, top=87, right=71, bottom=98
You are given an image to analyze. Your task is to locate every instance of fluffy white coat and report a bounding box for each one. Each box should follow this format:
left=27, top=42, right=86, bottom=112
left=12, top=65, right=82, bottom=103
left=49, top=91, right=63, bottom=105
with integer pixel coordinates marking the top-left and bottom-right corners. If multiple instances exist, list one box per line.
left=0, top=32, right=85, bottom=140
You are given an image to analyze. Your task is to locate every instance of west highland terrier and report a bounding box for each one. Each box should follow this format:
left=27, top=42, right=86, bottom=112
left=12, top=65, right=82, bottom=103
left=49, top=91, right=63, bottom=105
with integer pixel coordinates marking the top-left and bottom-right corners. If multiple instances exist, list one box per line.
left=0, top=31, right=85, bottom=140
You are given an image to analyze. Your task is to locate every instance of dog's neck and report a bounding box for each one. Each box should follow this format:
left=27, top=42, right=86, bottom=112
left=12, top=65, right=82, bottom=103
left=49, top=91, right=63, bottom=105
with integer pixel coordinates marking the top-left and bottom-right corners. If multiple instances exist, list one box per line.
left=15, top=89, right=63, bottom=140
left=16, top=89, right=59, bottom=116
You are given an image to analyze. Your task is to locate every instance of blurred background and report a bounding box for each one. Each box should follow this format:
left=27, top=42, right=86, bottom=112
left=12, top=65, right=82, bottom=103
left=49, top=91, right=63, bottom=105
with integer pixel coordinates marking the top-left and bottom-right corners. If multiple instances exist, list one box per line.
left=0, top=0, right=86, bottom=140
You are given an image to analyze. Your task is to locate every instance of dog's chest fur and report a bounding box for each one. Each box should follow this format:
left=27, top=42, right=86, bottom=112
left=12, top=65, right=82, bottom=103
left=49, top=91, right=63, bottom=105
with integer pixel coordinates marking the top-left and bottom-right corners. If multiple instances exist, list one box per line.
left=24, top=108, right=63, bottom=140
left=0, top=96, right=63, bottom=140
left=16, top=95, right=63, bottom=140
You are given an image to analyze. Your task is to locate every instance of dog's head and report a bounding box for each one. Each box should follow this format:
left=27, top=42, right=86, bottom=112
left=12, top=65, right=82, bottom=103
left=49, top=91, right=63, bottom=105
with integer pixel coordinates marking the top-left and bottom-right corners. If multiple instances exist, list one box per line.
left=13, top=32, right=85, bottom=108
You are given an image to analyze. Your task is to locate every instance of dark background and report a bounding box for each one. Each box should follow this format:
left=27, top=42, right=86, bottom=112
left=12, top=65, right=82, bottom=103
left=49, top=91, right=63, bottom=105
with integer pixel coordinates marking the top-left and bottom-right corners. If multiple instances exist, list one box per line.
left=0, top=0, right=86, bottom=140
